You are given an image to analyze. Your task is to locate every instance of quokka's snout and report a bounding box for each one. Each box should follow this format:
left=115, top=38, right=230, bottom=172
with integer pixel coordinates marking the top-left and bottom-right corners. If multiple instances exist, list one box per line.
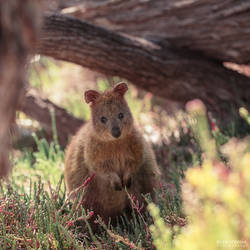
left=111, top=126, right=121, bottom=138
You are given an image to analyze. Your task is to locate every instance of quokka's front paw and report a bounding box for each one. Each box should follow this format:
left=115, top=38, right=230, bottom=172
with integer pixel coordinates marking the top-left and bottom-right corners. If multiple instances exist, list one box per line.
left=113, top=181, right=123, bottom=191
left=109, top=173, right=123, bottom=191
left=122, top=173, right=132, bottom=189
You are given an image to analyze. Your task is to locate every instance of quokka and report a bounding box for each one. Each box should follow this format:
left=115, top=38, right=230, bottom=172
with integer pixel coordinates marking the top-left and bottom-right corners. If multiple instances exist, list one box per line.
left=64, top=82, right=161, bottom=225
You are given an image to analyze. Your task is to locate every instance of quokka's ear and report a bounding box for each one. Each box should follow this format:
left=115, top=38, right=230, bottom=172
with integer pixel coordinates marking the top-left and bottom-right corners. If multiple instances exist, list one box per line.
left=84, top=90, right=100, bottom=104
left=113, top=82, right=128, bottom=97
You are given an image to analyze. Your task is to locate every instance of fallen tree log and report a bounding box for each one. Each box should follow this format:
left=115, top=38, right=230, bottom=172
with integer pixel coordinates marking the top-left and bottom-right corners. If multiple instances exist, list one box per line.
left=18, top=92, right=84, bottom=146
left=38, top=14, right=250, bottom=119
left=60, top=0, right=250, bottom=64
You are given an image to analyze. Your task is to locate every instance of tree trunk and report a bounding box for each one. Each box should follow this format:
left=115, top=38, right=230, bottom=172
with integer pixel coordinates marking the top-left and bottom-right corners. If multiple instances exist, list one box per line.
left=38, top=14, right=250, bottom=119
left=18, top=92, right=84, bottom=146
left=0, top=1, right=40, bottom=178
left=60, top=0, right=250, bottom=64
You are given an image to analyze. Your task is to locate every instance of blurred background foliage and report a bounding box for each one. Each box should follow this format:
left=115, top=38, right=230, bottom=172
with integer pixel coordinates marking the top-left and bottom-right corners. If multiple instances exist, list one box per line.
left=149, top=102, right=250, bottom=250
left=27, top=56, right=154, bottom=121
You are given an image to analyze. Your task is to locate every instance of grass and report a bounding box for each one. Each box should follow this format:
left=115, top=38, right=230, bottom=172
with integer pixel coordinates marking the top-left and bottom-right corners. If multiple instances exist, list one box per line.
left=0, top=175, right=184, bottom=249
left=4, top=146, right=183, bottom=249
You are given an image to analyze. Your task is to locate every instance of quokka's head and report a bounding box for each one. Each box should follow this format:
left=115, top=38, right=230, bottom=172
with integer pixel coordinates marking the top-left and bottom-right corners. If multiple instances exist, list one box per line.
left=84, top=82, right=134, bottom=141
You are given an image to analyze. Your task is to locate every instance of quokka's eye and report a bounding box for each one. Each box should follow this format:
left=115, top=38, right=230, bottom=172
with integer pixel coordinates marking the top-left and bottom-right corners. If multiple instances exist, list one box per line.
left=119, top=113, right=124, bottom=119
left=101, top=116, right=107, bottom=124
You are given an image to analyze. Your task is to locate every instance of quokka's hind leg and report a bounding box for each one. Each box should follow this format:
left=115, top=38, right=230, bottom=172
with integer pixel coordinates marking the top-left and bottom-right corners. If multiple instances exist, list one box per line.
left=125, top=171, right=159, bottom=220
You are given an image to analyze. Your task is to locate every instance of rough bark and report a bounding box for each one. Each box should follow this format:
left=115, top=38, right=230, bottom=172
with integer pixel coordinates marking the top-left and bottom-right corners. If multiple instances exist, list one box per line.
left=38, top=14, right=250, bottom=118
left=60, top=0, right=250, bottom=64
left=0, top=1, right=40, bottom=178
left=18, top=92, right=84, bottom=146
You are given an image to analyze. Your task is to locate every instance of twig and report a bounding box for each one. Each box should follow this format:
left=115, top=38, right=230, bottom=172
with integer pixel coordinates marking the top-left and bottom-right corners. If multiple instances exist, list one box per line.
left=58, top=174, right=95, bottom=214
left=125, top=189, right=150, bottom=240
left=106, top=229, right=138, bottom=249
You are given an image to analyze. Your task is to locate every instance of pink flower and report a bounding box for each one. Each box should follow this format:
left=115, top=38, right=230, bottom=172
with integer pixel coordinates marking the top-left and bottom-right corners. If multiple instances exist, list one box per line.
left=145, top=93, right=153, bottom=100
left=88, top=211, right=94, bottom=217
left=67, top=221, right=73, bottom=227
left=159, top=182, right=164, bottom=193
left=83, top=173, right=95, bottom=187
left=211, top=121, right=217, bottom=132
left=86, top=211, right=94, bottom=220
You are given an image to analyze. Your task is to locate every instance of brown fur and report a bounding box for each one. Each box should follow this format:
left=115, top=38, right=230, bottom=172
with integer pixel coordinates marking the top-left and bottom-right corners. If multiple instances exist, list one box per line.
left=64, top=82, right=161, bottom=225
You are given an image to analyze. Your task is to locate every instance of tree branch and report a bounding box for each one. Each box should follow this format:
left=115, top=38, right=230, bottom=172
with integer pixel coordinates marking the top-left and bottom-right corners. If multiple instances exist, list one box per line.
left=37, top=14, right=250, bottom=118
left=60, top=0, right=250, bottom=64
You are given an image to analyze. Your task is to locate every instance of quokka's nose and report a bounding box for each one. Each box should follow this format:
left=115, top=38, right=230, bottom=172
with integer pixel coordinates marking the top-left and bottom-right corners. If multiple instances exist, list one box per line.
left=111, top=127, right=121, bottom=138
